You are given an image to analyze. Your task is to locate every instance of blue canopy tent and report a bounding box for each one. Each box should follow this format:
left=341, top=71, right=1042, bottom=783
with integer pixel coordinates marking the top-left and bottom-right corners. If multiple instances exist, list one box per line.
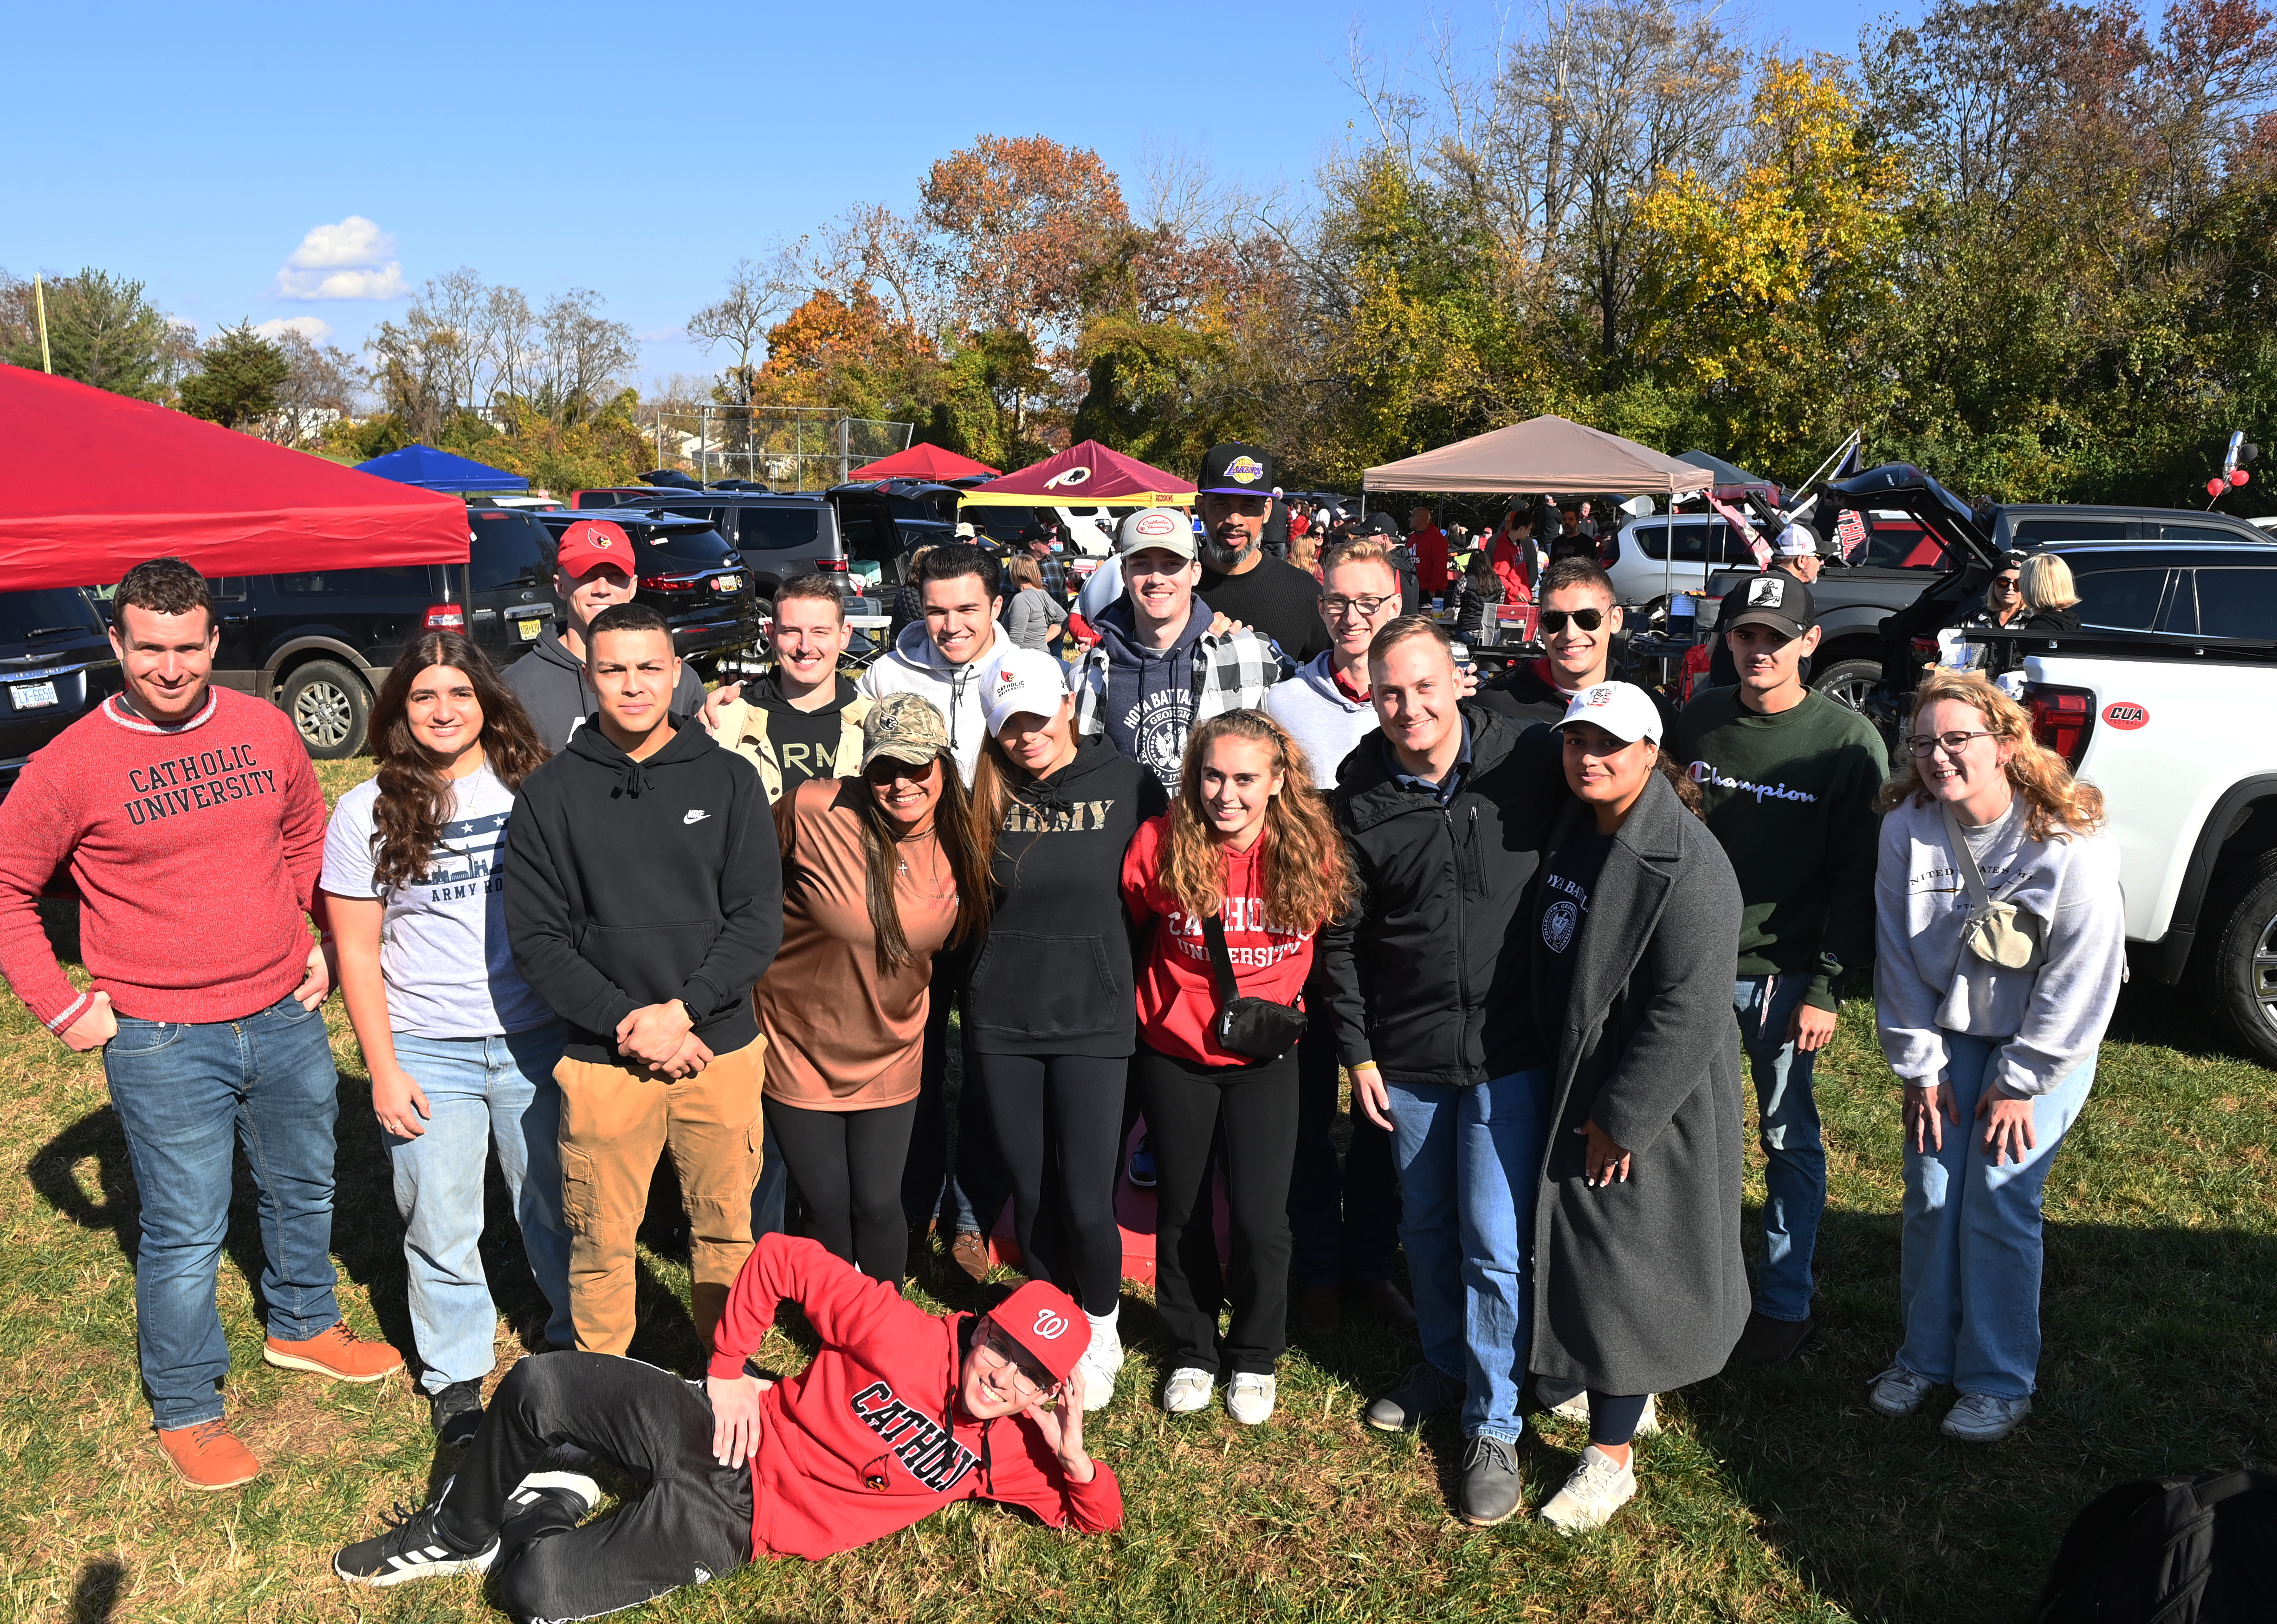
left=354, top=444, right=529, bottom=493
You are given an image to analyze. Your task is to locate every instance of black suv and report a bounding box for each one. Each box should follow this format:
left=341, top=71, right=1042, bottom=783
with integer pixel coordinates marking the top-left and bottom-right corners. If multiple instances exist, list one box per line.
left=634, top=492, right=847, bottom=613
left=532, top=509, right=759, bottom=672
left=0, top=588, right=123, bottom=799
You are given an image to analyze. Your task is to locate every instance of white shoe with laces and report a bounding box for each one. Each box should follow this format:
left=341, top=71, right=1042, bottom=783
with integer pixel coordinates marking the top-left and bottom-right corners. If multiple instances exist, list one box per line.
left=1226, top=1372, right=1276, bottom=1426
left=1161, top=1366, right=1215, bottom=1415
left=1867, top=1365, right=1938, bottom=1418
left=1941, top=1391, right=2031, bottom=1442
left=1538, top=1445, right=1638, bottom=1535
left=1075, top=1338, right=1122, bottom=1413
left=1543, top=1391, right=1662, bottom=1436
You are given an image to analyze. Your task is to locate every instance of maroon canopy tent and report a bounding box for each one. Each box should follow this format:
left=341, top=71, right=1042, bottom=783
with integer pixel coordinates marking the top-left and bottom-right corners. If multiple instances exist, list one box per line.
left=0, top=365, right=468, bottom=591
left=959, top=439, right=1194, bottom=506
left=850, top=442, right=1000, bottom=482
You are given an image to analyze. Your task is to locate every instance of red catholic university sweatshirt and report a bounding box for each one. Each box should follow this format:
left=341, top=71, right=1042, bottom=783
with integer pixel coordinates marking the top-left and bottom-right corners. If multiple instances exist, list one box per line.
left=0, top=689, right=327, bottom=1030
left=708, top=1234, right=1123, bottom=1560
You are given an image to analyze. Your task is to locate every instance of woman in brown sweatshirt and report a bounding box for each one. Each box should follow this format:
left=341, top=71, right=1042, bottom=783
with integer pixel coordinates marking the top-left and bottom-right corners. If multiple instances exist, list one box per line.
left=758, top=693, right=992, bottom=1283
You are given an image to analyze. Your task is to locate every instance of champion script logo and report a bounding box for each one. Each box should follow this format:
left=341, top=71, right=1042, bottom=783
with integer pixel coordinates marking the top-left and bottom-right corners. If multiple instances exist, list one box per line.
left=1686, top=760, right=1819, bottom=805
left=683, top=809, right=712, bottom=824
left=849, top=1381, right=981, bottom=1495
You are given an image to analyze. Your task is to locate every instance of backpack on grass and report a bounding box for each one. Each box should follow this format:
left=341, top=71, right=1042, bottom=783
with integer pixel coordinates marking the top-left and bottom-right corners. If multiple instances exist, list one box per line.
left=2035, top=1468, right=2277, bottom=1623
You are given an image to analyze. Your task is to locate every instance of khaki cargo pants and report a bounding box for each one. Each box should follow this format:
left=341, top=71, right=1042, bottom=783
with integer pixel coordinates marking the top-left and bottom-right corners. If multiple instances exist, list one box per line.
left=555, top=1037, right=765, bottom=1356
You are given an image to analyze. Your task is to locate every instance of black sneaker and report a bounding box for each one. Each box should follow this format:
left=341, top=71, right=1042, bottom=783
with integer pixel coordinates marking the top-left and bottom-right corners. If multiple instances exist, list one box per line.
left=1127, top=1135, right=1157, bottom=1189
left=429, top=1379, right=484, bottom=1448
left=499, top=1470, right=600, bottom=1548
left=1726, top=1311, right=1818, bottom=1369
left=1458, top=1434, right=1525, bottom=1526
left=1365, top=1361, right=1465, bottom=1431
left=333, top=1486, right=499, bottom=1587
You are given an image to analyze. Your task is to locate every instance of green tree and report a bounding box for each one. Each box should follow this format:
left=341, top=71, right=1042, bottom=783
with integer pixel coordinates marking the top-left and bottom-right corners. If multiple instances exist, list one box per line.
left=178, top=322, right=291, bottom=429
left=0, top=267, right=185, bottom=401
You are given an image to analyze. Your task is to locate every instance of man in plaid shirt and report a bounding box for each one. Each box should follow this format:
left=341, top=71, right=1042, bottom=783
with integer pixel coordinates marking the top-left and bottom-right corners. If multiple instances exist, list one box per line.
left=1070, top=507, right=1291, bottom=790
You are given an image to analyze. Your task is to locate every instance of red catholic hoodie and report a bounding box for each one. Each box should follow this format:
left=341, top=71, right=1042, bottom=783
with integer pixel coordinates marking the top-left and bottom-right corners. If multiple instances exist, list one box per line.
left=707, top=1235, right=1123, bottom=1560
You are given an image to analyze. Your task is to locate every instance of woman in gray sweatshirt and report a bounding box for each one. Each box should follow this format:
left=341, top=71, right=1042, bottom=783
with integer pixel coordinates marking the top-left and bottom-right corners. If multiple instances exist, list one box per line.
left=1868, top=670, right=2123, bottom=1444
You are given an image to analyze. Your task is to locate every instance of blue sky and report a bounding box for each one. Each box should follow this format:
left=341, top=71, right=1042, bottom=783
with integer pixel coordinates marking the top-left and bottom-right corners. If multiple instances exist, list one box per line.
left=6, top=0, right=1892, bottom=390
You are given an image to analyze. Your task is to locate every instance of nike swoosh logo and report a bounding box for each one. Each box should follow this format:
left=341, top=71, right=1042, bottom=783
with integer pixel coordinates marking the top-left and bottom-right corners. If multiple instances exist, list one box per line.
left=683, top=810, right=712, bottom=824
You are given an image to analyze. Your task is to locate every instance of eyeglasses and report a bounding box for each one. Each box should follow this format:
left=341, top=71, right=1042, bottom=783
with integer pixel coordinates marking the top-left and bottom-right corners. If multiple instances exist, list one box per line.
left=1322, top=593, right=1395, bottom=621
left=864, top=756, right=939, bottom=786
left=971, top=1323, right=1048, bottom=1398
left=1539, top=608, right=1605, bottom=634
left=1907, top=730, right=1996, bottom=758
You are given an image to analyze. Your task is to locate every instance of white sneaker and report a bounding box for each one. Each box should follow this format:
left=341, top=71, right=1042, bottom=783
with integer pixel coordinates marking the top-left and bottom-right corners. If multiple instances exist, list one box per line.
left=1538, top=1445, right=1638, bottom=1535
left=1226, top=1372, right=1276, bottom=1426
left=1542, top=1391, right=1662, bottom=1437
left=1867, top=1365, right=1938, bottom=1418
left=1941, top=1391, right=2031, bottom=1443
left=1075, top=1342, right=1123, bottom=1413
left=1161, top=1366, right=1215, bottom=1414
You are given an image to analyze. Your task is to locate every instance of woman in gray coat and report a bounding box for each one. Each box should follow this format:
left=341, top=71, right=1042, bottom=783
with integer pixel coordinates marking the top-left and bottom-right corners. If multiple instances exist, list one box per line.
left=1524, top=682, right=1748, bottom=1533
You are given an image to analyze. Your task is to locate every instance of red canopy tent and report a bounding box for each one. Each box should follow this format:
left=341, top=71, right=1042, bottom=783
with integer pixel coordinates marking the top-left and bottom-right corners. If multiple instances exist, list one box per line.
left=849, top=442, right=1000, bottom=482
left=0, top=365, right=468, bottom=591
left=958, top=439, right=1195, bottom=507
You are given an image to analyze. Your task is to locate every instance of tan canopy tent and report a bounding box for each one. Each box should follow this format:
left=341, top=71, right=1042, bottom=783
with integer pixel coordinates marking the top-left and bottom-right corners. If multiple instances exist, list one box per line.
left=1362, top=415, right=1714, bottom=496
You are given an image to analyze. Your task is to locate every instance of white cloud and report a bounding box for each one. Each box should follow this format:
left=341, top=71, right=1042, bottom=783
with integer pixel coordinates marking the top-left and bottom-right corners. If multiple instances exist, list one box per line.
left=272, top=215, right=408, bottom=301
left=254, top=316, right=335, bottom=343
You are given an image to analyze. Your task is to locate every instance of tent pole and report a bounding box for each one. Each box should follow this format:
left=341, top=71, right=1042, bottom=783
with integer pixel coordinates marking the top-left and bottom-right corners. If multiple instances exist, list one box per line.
left=33, top=275, right=52, bottom=374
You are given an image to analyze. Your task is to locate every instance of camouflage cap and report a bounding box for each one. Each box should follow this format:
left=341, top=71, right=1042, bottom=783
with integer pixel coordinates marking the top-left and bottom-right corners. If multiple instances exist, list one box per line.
left=861, top=690, right=953, bottom=772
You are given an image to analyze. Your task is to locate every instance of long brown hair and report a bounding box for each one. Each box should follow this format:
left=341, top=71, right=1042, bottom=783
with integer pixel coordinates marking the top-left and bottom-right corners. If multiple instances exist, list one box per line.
left=853, top=753, right=994, bottom=973
left=1875, top=669, right=2103, bottom=841
left=369, top=633, right=550, bottom=890
left=1158, top=711, right=1353, bottom=934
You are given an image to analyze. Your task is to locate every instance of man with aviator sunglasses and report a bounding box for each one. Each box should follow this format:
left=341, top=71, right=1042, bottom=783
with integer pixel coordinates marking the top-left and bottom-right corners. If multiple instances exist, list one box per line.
left=1480, top=558, right=1630, bottom=729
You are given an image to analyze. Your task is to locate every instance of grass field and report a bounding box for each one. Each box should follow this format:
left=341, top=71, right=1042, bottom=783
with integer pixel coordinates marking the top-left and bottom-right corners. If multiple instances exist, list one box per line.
left=0, top=756, right=2271, bottom=1623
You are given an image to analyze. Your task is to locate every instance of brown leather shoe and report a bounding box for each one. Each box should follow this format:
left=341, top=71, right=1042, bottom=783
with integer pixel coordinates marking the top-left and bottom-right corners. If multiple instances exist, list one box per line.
left=263, top=1321, right=404, bottom=1383
left=950, top=1229, right=991, bottom=1284
left=1354, top=1277, right=1419, bottom=1331
left=156, top=1418, right=260, bottom=1489
left=1298, top=1285, right=1343, bottom=1337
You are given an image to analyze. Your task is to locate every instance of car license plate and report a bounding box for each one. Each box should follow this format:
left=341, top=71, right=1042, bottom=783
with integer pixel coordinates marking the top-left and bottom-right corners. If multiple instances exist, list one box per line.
left=10, top=681, right=57, bottom=709
left=715, top=575, right=742, bottom=593
left=518, top=617, right=541, bottom=641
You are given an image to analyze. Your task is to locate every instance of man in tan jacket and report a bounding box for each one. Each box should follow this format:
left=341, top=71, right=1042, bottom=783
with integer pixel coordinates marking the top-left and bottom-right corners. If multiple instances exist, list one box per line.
left=708, top=574, right=871, bottom=802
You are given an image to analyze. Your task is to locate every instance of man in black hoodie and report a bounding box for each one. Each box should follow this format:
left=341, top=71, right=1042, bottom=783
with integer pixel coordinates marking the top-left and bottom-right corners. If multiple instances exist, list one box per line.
left=505, top=602, right=783, bottom=1360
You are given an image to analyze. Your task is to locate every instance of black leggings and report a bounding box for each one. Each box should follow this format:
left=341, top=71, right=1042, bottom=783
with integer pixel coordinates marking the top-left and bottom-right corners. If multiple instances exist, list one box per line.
left=764, top=1096, right=918, bottom=1283
left=438, top=1352, right=752, bottom=1622
left=1535, top=1379, right=1652, bottom=1447
left=1137, top=1042, right=1299, bottom=1377
left=975, top=1053, right=1127, bottom=1315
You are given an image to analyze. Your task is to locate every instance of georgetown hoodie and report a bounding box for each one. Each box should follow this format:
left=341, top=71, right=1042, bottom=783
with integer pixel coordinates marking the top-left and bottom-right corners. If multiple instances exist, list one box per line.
left=709, top=1234, right=1123, bottom=1560
left=1093, top=595, right=1212, bottom=791
left=504, top=715, right=782, bottom=1062
left=857, top=620, right=1011, bottom=786
left=505, top=625, right=710, bottom=749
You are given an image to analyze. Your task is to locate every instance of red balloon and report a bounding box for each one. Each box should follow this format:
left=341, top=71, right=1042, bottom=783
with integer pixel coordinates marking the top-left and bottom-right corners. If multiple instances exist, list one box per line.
left=2232, top=468, right=2251, bottom=486
left=2209, top=477, right=2227, bottom=497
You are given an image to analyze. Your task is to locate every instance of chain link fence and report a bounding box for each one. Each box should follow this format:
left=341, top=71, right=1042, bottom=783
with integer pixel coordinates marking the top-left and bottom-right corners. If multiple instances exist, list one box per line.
left=651, top=407, right=912, bottom=490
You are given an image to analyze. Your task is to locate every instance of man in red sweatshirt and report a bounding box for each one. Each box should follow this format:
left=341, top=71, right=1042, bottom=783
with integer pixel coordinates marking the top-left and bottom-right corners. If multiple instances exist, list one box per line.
left=0, top=558, right=402, bottom=1490
left=334, top=1234, right=1119, bottom=1617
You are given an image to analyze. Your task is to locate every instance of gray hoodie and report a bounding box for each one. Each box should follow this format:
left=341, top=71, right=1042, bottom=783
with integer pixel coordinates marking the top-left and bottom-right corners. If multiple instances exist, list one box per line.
left=1265, top=650, right=1379, bottom=790
left=505, top=627, right=708, bottom=750
left=855, top=619, right=1011, bottom=786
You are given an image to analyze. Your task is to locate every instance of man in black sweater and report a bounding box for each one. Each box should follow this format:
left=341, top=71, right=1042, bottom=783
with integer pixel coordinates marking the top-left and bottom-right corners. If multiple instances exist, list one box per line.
left=1194, top=442, right=1332, bottom=664
left=505, top=602, right=783, bottom=1360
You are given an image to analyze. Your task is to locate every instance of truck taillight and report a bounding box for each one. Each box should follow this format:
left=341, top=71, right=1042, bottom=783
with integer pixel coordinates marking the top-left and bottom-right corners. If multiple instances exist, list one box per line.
left=818, top=559, right=850, bottom=572
left=640, top=573, right=701, bottom=591
left=1910, top=634, right=1941, bottom=661
left=423, top=603, right=465, bottom=632
left=2025, top=683, right=2095, bottom=768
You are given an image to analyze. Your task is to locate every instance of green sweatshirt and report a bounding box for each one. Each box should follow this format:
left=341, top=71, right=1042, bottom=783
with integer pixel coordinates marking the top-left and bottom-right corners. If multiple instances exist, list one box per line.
left=1664, top=686, right=1891, bottom=1010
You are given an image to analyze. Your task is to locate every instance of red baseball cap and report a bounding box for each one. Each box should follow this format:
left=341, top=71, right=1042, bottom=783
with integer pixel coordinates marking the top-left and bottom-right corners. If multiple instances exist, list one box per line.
left=989, top=1281, right=1089, bottom=1386
left=555, top=519, right=635, bottom=581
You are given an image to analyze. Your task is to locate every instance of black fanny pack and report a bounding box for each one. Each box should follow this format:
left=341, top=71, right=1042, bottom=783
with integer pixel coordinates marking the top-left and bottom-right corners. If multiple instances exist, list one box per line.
left=1202, top=915, right=1308, bottom=1061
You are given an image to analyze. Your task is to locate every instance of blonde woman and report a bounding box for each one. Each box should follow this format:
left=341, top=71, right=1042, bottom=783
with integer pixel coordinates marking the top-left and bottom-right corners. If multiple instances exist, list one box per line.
left=1869, top=670, right=2122, bottom=1443
left=1119, top=710, right=1353, bottom=1425
left=1003, top=554, right=1068, bottom=653
left=2018, top=553, right=2082, bottom=634
left=1289, top=532, right=1324, bottom=583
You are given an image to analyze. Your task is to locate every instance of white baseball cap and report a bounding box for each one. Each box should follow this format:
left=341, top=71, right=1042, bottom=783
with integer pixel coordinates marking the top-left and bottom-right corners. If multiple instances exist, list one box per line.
left=984, top=646, right=1072, bottom=735
left=1115, top=506, right=1197, bottom=560
left=1555, top=681, right=1663, bottom=746
left=1774, top=523, right=1819, bottom=558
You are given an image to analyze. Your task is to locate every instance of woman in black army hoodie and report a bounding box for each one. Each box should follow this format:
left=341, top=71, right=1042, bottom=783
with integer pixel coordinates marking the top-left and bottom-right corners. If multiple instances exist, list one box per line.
left=964, top=648, right=1166, bottom=1413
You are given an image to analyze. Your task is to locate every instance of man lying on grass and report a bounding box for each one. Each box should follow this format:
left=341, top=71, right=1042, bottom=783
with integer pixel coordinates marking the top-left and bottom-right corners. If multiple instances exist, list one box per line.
left=334, top=1234, right=1119, bottom=1620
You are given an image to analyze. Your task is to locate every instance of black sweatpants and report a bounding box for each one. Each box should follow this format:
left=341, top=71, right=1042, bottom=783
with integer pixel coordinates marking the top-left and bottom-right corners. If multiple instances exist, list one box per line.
left=764, top=1096, right=918, bottom=1283
left=436, top=1352, right=751, bottom=1623
left=975, top=1052, right=1128, bottom=1315
left=1137, top=1042, right=1300, bottom=1377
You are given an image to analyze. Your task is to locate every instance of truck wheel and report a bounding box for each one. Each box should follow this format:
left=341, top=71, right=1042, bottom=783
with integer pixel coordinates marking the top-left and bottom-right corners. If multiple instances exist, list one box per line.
left=1811, top=658, right=1882, bottom=717
left=2207, top=852, right=2277, bottom=1068
left=280, top=660, right=370, bottom=760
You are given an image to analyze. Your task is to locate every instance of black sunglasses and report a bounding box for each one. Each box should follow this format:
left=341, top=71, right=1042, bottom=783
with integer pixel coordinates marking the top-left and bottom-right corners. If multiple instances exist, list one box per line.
left=1539, top=608, right=1605, bottom=634
left=864, top=756, right=938, bottom=786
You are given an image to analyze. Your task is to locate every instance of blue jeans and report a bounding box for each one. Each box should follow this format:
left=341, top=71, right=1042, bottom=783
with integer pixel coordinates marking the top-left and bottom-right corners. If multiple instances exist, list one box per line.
left=1897, top=1034, right=2095, bottom=1398
left=104, top=992, right=341, bottom=1431
left=389, top=1025, right=573, bottom=1390
left=1387, top=1068, right=1552, bottom=1444
left=1288, top=993, right=1400, bottom=1289
left=1734, top=974, right=1826, bottom=1321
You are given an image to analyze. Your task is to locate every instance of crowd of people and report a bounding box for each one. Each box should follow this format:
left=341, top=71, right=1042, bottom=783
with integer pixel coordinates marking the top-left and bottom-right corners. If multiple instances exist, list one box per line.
left=0, top=437, right=2128, bottom=1618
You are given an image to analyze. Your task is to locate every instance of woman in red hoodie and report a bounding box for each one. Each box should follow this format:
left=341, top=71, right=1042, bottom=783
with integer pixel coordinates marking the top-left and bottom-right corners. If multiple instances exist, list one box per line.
left=333, top=1233, right=1119, bottom=1617
left=1121, top=709, right=1353, bottom=1427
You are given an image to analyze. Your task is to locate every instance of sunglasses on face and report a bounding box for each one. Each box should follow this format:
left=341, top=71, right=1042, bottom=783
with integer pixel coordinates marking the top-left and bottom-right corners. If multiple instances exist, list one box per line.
left=1539, top=608, right=1606, bottom=634
left=864, top=757, right=938, bottom=786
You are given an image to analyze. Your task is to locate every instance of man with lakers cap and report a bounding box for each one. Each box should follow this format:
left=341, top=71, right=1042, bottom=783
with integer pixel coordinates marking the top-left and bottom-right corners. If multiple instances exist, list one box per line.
left=1193, top=442, right=1333, bottom=664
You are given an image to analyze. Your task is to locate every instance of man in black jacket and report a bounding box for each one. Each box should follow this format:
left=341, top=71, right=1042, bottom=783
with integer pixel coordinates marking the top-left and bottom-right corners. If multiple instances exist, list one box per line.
left=1319, top=616, right=1566, bottom=1527
left=505, top=602, right=783, bottom=1360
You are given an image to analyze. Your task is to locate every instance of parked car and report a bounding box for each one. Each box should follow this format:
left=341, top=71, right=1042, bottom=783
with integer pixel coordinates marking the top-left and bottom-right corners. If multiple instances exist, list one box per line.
left=569, top=485, right=711, bottom=510
left=531, top=509, right=759, bottom=673
left=630, top=491, right=849, bottom=615
left=1986, top=503, right=2269, bottom=550
left=0, top=587, right=124, bottom=799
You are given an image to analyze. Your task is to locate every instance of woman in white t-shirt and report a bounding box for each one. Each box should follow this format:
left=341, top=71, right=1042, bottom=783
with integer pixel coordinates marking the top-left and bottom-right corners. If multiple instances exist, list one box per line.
left=321, top=633, right=566, bottom=1448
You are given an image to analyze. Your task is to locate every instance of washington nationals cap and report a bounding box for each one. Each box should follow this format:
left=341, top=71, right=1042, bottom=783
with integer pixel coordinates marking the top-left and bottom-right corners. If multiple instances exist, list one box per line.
left=1555, top=681, right=1664, bottom=746
left=1116, top=506, right=1197, bottom=560
left=984, top=647, right=1070, bottom=735
left=989, top=1280, right=1090, bottom=1385
left=1719, top=571, right=1816, bottom=638
left=1197, top=441, right=1275, bottom=497
left=554, top=518, right=635, bottom=581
